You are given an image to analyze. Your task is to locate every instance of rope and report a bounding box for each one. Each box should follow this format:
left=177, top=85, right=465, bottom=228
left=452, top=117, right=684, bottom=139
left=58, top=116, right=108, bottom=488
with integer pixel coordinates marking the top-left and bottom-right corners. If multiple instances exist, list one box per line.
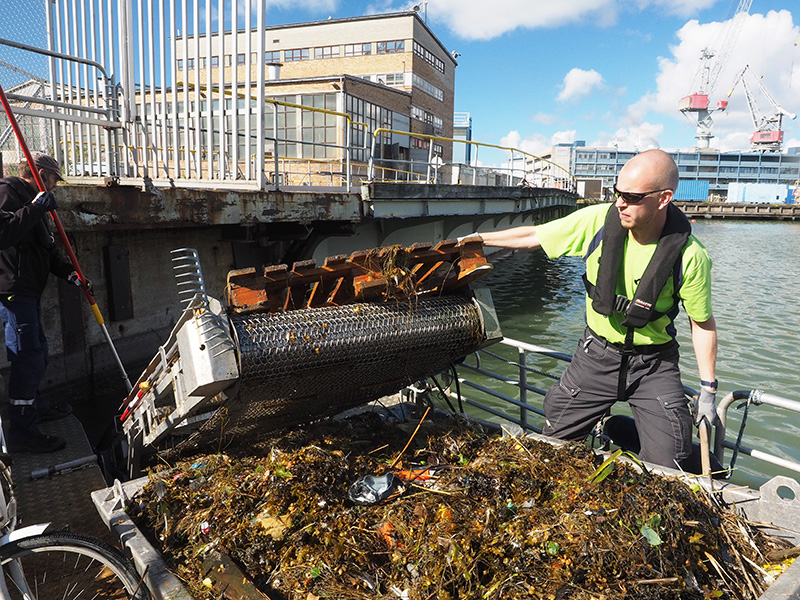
left=726, top=389, right=763, bottom=478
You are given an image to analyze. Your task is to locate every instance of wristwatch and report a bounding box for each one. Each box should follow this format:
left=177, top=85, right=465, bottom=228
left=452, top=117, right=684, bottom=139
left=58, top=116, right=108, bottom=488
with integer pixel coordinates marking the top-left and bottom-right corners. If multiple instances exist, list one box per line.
left=700, top=378, right=718, bottom=391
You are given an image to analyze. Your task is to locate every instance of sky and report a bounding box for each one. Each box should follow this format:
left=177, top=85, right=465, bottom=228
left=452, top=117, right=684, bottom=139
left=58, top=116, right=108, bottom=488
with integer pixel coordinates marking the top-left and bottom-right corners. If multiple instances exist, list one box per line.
left=2, top=0, right=799, bottom=166
left=261, top=0, right=800, bottom=163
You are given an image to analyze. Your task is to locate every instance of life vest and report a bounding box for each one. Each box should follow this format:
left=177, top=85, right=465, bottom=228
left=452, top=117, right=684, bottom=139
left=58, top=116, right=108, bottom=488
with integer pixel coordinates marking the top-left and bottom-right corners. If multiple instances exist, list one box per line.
left=582, top=202, right=691, bottom=334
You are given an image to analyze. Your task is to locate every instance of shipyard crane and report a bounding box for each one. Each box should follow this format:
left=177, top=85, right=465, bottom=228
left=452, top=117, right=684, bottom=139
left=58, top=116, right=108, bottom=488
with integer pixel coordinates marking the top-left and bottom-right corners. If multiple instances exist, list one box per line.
left=679, top=0, right=753, bottom=149
left=726, top=65, right=797, bottom=152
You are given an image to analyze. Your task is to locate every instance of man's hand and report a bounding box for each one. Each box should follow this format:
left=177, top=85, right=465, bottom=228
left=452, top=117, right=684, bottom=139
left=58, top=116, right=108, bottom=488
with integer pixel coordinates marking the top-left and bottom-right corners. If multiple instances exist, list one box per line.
left=32, top=191, right=56, bottom=211
left=456, top=233, right=482, bottom=245
left=67, top=271, right=92, bottom=293
left=695, top=387, right=718, bottom=427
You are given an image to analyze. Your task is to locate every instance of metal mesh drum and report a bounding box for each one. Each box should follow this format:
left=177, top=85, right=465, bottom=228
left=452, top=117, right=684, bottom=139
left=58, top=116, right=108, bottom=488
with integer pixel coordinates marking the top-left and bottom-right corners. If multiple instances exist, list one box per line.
left=169, top=294, right=486, bottom=454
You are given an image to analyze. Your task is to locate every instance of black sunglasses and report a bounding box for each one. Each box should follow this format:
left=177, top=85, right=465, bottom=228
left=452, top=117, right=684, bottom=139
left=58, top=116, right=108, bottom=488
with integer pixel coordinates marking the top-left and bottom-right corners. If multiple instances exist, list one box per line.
left=613, top=185, right=672, bottom=204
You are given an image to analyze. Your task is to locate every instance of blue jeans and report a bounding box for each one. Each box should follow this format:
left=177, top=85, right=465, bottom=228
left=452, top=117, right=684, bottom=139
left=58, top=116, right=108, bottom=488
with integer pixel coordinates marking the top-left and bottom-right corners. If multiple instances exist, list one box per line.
left=0, top=295, right=48, bottom=402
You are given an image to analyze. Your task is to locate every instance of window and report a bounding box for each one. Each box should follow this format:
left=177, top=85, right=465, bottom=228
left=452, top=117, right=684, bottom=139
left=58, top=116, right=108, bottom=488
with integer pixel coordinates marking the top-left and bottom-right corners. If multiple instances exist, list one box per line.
left=410, top=105, right=443, bottom=129
left=265, top=50, right=280, bottom=63
left=186, top=58, right=195, bottom=69
left=412, top=41, right=445, bottom=73
left=224, top=55, right=232, bottom=67
left=284, top=48, right=309, bottom=62
left=344, top=43, right=371, bottom=57
left=300, top=94, right=338, bottom=159
left=237, top=53, right=246, bottom=65
left=377, top=40, right=405, bottom=54
left=412, top=74, right=443, bottom=100
left=346, top=95, right=395, bottom=162
left=211, top=56, right=219, bottom=68
left=177, top=59, right=183, bottom=70
left=375, top=73, right=405, bottom=86
left=314, top=45, right=340, bottom=59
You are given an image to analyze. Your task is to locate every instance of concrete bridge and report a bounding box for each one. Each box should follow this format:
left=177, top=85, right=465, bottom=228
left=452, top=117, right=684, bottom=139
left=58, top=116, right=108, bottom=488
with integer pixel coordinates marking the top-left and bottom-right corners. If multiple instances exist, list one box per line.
left=30, top=181, right=577, bottom=405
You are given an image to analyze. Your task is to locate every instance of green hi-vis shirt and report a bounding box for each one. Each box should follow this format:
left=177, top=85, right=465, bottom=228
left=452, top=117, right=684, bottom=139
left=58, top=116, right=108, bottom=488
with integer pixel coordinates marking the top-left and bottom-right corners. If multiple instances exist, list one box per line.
left=536, top=203, right=713, bottom=346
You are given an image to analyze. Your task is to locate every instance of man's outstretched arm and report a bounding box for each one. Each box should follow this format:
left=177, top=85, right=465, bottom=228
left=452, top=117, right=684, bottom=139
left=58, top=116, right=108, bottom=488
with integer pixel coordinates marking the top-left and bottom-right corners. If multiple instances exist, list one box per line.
left=474, top=226, right=542, bottom=250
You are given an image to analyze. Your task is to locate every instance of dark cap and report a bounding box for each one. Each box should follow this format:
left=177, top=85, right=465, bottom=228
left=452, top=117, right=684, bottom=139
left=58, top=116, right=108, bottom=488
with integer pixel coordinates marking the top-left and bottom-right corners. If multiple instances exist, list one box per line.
left=30, top=151, right=63, bottom=181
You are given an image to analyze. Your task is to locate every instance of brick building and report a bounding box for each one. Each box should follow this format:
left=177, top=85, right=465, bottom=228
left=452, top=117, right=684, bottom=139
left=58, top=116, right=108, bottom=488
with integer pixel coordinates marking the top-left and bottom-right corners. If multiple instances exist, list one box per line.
left=173, top=11, right=457, bottom=179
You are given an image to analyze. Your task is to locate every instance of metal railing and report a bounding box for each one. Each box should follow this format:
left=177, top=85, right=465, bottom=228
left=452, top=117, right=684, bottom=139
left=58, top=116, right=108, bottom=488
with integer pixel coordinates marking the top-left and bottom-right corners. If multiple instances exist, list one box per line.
left=0, top=0, right=578, bottom=193
left=368, top=128, right=577, bottom=192
left=419, top=336, right=800, bottom=482
left=0, top=36, right=121, bottom=177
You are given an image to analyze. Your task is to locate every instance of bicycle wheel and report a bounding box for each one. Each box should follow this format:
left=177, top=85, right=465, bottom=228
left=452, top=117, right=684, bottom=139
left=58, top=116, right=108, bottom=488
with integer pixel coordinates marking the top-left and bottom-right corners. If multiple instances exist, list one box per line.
left=0, top=532, right=149, bottom=599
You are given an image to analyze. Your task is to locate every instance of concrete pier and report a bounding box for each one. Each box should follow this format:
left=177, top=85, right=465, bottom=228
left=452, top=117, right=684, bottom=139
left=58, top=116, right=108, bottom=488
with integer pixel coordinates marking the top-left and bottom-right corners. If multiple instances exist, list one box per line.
left=676, top=201, right=800, bottom=220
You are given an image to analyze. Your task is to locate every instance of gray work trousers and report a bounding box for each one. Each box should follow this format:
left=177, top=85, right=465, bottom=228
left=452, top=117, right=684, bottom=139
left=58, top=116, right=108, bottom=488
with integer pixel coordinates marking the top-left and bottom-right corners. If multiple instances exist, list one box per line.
left=543, top=327, right=693, bottom=468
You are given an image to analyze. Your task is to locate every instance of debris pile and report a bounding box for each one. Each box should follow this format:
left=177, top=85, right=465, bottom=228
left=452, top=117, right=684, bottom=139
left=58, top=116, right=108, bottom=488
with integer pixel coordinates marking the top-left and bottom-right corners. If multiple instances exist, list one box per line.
left=131, top=406, right=789, bottom=600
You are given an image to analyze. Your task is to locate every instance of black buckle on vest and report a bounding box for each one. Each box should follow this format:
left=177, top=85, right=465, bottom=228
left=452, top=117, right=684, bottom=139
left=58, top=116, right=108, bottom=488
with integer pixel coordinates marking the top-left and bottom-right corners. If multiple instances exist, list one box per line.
left=613, top=295, right=630, bottom=315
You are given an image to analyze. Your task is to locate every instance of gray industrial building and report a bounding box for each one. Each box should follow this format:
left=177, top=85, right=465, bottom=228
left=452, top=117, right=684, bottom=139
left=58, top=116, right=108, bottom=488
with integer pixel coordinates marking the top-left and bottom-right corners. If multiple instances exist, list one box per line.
left=561, top=143, right=800, bottom=202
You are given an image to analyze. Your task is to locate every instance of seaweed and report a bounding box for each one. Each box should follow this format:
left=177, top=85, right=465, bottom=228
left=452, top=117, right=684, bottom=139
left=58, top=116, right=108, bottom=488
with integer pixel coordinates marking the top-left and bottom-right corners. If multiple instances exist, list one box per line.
left=130, top=408, right=791, bottom=600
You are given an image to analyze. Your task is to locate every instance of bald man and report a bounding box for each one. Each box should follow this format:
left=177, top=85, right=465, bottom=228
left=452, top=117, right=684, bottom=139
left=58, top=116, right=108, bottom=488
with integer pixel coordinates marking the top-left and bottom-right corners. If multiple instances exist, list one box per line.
left=476, top=149, right=717, bottom=470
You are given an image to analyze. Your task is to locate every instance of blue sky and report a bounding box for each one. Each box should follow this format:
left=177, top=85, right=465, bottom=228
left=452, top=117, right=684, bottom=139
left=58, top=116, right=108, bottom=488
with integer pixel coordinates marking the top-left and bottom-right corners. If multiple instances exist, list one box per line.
left=2, top=0, right=799, bottom=164
left=266, top=0, right=800, bottom=160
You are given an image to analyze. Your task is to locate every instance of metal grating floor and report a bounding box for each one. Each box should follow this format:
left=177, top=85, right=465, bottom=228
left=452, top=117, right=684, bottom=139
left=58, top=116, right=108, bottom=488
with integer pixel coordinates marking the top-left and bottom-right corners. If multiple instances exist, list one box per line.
left=8, top=415, right=115, bottom=545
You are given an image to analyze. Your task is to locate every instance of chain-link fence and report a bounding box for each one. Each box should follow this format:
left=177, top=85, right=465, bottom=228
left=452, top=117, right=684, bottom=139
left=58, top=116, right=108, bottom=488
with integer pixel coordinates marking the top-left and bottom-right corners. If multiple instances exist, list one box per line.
left=0, top=0, right=52, bottom=175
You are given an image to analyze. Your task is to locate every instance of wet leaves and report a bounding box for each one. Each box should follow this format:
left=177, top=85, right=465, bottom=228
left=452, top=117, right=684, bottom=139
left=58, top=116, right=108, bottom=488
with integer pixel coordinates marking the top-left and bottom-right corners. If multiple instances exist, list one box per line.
left=131, top=410, right=785, bottom=600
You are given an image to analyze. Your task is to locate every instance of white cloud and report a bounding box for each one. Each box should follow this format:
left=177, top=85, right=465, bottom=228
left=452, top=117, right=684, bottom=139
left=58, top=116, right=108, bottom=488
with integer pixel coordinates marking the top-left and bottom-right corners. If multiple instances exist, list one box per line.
left=637, top=10, right=800, bottom=151
left=785, top=138, right=800, bottom=153
left=371, top=0, right=725, bottom=41
left=371, top=0, right=618, bottom=40
left=557, top=68, right=604, bottom=102
left=551, top=129, right=578, bottom=145
left=593, top=122, right=665, bottom=150
left=500, top=129, right=580, bottom=156
left=500, top=130, right=549, bottom=156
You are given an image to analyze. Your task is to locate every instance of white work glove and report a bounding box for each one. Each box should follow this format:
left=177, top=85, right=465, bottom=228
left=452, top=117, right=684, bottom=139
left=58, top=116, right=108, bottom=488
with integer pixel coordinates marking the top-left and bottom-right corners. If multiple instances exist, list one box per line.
left=456, top=233, right=482, bottom=245
left=695, top=387, right=718, bottom=427
left=67, top=271, right=93, bottom=293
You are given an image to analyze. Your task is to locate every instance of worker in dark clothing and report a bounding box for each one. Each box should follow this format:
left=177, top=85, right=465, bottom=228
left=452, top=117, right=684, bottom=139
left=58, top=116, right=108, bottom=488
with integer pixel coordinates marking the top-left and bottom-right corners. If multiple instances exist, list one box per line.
left=0, top=152, right=87, bottom=453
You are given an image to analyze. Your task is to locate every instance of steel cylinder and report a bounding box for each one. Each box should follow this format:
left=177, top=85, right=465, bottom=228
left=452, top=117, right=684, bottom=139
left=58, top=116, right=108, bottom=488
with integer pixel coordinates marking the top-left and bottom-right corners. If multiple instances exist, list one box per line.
left=174, top=294, right=487, bottom=453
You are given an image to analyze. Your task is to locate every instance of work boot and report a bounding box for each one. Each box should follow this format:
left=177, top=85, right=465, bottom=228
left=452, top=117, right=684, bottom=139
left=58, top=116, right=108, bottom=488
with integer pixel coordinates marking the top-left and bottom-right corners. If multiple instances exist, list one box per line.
left=36, top=398, right=73, bottom=422
left=6, top=404, right=66, bottom=454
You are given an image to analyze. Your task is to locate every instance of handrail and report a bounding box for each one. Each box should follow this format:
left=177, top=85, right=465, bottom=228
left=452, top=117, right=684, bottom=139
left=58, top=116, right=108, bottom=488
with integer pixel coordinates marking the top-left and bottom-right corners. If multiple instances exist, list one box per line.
left=165, top=81, right=371, bottom=189
left=0, top=37, right=112, bottom=81
left=368, top=127, right=577, bottom=192
left=433, top=336, right=800, bottom=482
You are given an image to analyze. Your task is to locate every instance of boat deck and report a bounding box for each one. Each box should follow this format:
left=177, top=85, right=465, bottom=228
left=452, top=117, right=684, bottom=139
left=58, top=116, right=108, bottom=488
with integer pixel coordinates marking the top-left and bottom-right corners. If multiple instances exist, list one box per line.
left=7, top=414, right=116, bottom=546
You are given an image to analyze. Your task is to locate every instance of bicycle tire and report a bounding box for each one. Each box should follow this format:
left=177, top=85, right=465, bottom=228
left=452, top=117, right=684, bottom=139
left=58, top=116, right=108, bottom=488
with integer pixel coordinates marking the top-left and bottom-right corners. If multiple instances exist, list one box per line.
left=0, top=531, right=150, bottom=599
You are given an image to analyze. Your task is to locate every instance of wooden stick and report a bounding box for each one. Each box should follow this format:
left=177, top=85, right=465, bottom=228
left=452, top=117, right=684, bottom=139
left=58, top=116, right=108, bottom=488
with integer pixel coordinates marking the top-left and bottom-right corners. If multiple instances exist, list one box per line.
left=633, top=577, right=680, bottom=585
left=389, top=406, right=431, bottom=469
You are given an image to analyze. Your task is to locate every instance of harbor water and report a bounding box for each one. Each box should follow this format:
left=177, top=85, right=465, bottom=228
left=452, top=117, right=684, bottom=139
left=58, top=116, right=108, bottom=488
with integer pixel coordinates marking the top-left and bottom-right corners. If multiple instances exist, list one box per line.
left=479, top=218, right=800, bottom=489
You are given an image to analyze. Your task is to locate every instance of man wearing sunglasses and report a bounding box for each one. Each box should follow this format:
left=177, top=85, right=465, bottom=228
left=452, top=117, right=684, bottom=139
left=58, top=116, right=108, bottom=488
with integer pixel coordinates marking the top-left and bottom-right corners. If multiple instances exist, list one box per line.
left=471, top=149, right=717, bottom=471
